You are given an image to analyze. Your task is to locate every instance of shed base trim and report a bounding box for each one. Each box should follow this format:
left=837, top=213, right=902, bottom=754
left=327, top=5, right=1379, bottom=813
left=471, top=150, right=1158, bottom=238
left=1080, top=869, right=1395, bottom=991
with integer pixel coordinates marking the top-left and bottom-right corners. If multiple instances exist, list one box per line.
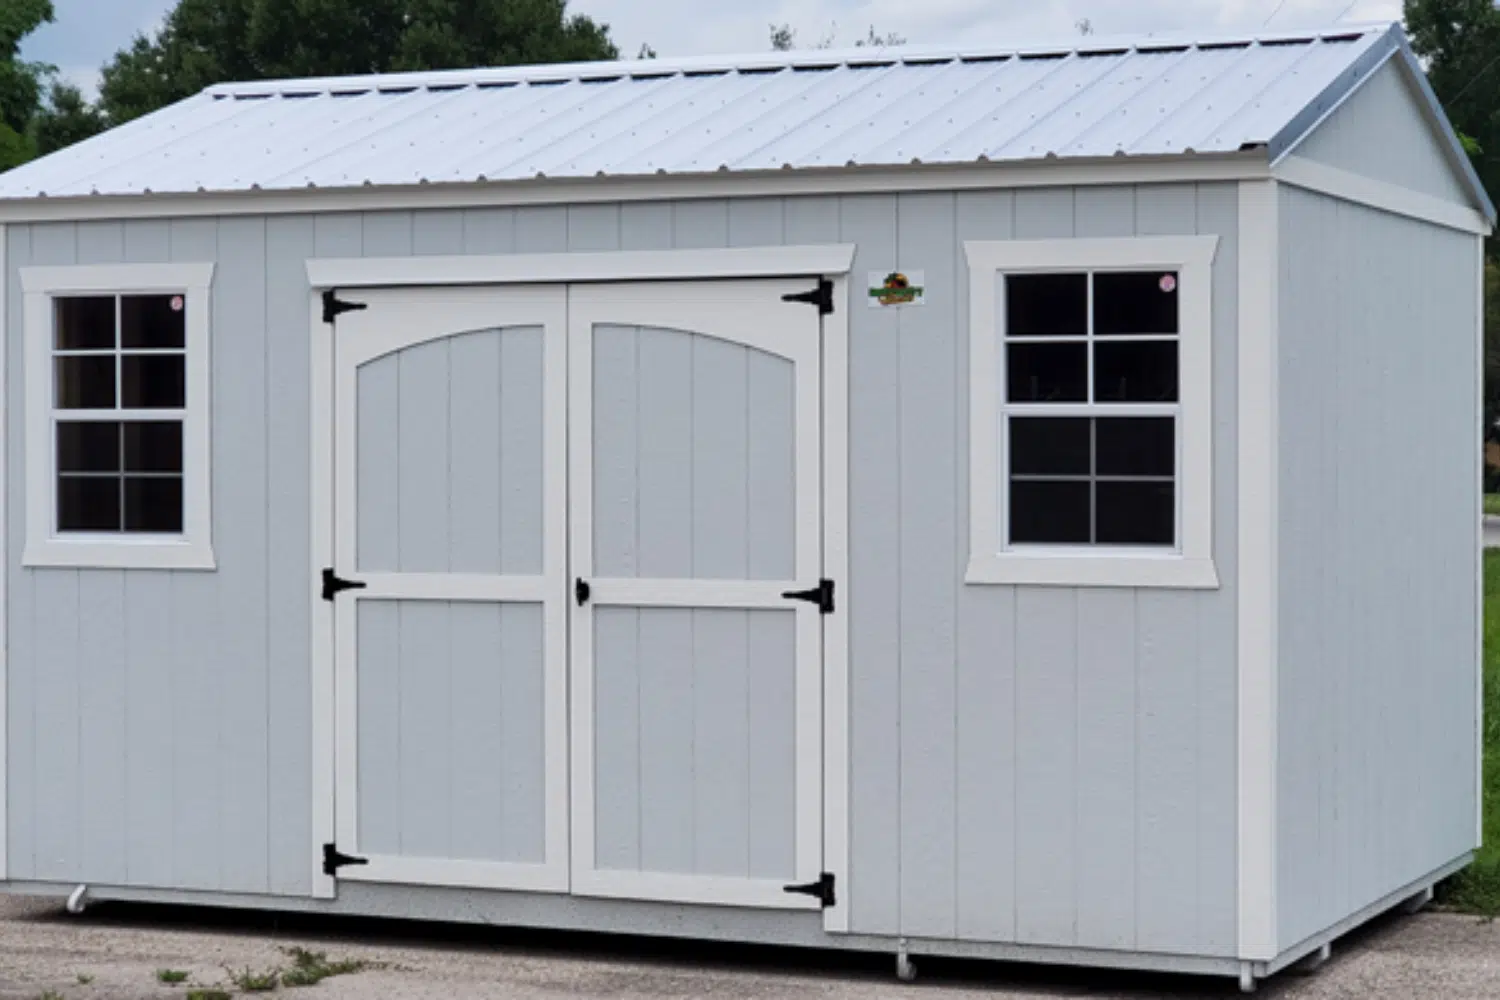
left=1254, top=852, right=1472, bottom=979
left=1, top=878, right=1246, bottom=977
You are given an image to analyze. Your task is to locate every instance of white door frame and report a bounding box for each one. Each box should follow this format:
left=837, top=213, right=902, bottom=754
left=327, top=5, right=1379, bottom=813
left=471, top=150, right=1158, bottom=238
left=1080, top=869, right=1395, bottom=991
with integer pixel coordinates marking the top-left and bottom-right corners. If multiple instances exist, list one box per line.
left=308, top=246, right=855, bottom=909
left=567, top=280, right=825, bottom=910
left=314, top=285, right=569, bottom=894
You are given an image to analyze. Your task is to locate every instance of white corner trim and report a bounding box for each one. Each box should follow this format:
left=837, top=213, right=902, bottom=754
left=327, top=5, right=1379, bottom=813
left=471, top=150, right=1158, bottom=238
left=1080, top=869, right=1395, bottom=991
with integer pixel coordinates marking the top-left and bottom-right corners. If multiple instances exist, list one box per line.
left=963, top=235, right=1219, bottom=590
left=307, top=244, right=857, bottom=290
left=1275, top=156, right=1491, bottom=236
left=1236, top=179, right=1280, bottom=961
left=0, top=156, right=1272, bottom=226
left=1477, top=234, right=1486, bottom=851
left=21, top=261, right=216, bottom=571
left=0, top=221, right=7, bottom=883
left=821, top=275, right=851, bottom=934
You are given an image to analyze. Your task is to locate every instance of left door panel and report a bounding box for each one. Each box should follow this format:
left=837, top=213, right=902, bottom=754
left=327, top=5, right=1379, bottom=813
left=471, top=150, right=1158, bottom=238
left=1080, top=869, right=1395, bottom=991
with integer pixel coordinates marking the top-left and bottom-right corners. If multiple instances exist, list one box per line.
left=329, top=286, right=568, bottom=892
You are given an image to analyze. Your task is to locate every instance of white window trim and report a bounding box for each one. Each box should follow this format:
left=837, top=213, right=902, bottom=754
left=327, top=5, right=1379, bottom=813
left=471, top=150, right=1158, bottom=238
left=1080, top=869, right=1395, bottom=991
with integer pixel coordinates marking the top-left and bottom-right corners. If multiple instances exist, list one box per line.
left=21, top=262, right=215, bottom=570
left=964, top=236, right=1219, bottom=590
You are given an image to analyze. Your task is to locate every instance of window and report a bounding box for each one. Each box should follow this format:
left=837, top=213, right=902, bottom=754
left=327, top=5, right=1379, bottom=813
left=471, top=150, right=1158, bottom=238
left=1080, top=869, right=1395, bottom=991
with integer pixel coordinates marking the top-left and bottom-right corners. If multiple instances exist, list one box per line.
left=965, top=237, right=1218, bottom=589
left=22, top=263, right=215, bottom=569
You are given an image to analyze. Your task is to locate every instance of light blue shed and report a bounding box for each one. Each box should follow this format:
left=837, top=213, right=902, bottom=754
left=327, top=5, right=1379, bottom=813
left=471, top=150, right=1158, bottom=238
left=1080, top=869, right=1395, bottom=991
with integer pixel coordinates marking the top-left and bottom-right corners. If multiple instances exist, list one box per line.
left=0, top=20, right=1490, bottom=992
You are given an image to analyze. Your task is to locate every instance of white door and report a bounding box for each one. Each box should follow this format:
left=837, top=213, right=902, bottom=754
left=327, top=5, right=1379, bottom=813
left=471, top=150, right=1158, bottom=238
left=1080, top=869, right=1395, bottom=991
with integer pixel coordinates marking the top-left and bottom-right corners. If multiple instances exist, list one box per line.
left=568, top=281, right=826, bottom=909
left=329, top=286, right=569, bottom=892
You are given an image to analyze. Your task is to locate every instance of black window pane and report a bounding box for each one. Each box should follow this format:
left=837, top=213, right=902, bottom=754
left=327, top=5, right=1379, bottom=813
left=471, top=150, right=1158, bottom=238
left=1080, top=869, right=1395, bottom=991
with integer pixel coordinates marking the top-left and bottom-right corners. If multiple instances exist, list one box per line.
left=1094, top=340, right=1178, bottom=403
left=58, top=421, right=121, bottom=473
left=1007, top=342, right=1087, bottom=403
left=121, top=295, right=186, bottom=349
left=1095, top=271, right=1179, bottom=335
left=122, top=355, right=185, bottom=409
left=1097, top=418, right=1175, bottom=477
left=1096, top=481, right=1175, bottom=546
left=1010, top=417, right=1090, bottom=475
left=124, top=476, right=184, bottom=533
left=56, top=356, right=117, bottom=409
left=55, top=296, right=116, bottom=350
left=1010, top=480, right=1091, bottom=544
left=1006, top=273, right=1087, bottom=337
left=58, top=476, right=121, bottom=531
left=124, top=421, right=183, bottom=473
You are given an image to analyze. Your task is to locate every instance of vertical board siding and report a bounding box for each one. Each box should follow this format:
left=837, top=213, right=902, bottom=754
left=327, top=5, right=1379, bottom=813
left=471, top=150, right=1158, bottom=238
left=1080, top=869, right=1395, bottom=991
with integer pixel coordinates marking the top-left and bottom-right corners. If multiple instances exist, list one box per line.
left=592, top=608, right=798, bottom=879
left=1275, top=187, right=1478, bottom=950
left=7, top=185, right=1239, bottom=958
left=1294, top=62, right=1472, bottom=208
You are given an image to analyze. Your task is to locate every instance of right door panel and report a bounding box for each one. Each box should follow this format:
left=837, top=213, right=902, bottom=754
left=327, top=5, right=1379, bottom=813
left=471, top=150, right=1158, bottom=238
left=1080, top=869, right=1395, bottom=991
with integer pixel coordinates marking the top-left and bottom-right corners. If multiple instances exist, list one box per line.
left=568, top=281, right=825, bottom=910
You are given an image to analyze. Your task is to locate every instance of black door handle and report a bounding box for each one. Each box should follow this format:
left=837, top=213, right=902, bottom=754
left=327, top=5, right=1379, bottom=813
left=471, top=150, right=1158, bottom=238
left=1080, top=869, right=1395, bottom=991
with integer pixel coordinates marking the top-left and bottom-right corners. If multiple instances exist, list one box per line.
left=575, top=578, right=591, bottom=606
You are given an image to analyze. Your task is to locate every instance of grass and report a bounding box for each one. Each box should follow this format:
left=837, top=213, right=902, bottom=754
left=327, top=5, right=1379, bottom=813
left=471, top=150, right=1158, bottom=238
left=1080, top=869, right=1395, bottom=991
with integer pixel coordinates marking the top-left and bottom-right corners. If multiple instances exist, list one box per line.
left=185, top=992, right=232, bottom=1000
left=225, top=967, right=280, bottom=993
left=37, top=992, right=64, bottom=1000
left=155, top=970, right=190, bottom=985
left=1444, top=550, right=1500, bottom=913
left=279, top=948, right=365, bottom=988
left=75, top=974, right=93, bottom=985
left=1486, top=494, right=1500, bottom=517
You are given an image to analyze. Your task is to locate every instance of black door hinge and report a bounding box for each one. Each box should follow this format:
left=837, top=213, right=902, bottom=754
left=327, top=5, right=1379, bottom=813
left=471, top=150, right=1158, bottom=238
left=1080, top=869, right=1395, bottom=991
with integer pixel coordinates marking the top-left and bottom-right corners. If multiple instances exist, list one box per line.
left=321, top=568, right=367, bottom=601
left=575, top=578, right=592, bottom=606
left=782, top=278, right=834, bottom=315
left=784, top=871, right=836, bottom=907
left=782, top=578, right=835, bottom=614
left=322, top=843, right=368, bottom=877
left=322, top=289, right=368, bottom=324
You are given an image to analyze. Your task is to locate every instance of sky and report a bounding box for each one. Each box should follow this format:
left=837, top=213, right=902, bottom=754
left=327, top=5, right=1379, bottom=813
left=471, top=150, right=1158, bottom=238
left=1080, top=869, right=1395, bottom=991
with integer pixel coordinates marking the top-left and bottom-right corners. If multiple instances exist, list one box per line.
left=21, top=0, right=1403, bottom=96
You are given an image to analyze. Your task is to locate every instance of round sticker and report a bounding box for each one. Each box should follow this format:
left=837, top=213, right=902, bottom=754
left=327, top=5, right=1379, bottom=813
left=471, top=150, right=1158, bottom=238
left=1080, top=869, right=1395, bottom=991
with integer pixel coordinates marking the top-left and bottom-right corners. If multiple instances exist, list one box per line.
left=1159, top=274, right=1177, bottom=294
left=170, top=295, right=185, bottom=312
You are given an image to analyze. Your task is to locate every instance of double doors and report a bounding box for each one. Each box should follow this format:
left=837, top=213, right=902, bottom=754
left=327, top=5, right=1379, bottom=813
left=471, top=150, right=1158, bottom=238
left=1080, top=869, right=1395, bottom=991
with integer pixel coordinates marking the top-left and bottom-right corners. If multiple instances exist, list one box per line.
left=326, top=280, right=826, bottom=909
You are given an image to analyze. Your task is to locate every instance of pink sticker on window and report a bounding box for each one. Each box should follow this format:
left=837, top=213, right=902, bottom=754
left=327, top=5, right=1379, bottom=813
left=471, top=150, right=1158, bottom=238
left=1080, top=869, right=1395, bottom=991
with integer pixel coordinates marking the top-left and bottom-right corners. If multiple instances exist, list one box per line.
left=1159, top=274, right=1177, bottom=294
left=171, top=296, right=185, bottom=312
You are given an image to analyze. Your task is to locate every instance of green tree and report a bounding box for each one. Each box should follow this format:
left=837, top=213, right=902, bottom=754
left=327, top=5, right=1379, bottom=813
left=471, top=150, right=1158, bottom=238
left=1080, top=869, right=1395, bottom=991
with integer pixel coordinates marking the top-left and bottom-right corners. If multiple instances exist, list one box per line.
left=98, top=0, right=617, bottom=127
left=0, top=0, right=54, bottom=169
left=31, top=81, right=107, bottom=156
left=1404, top=0, right=1500, bottom=205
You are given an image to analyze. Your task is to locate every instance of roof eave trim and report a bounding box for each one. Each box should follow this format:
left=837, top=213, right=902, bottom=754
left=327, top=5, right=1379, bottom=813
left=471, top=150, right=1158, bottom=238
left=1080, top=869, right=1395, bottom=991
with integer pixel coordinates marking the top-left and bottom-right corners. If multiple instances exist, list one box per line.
left=0, top=153, right=1272, bottom=225
left=1267, top=23, right=1496, bottom=225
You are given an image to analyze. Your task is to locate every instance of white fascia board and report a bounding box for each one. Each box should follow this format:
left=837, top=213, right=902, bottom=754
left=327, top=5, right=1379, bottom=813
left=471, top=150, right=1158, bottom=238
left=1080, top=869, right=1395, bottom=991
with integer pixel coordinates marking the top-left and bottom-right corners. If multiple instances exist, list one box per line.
left=1275, top=156, right=1491, bottom=236
left=307, top=244, right=857, bottom=290
left=0, top=156, right=1271, bottom=226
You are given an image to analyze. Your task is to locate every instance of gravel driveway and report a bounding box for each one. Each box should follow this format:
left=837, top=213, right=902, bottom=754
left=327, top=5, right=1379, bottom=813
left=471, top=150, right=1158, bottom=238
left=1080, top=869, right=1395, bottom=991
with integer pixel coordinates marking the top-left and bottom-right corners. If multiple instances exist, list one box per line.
left=3, top=892, right=1499, bottom=999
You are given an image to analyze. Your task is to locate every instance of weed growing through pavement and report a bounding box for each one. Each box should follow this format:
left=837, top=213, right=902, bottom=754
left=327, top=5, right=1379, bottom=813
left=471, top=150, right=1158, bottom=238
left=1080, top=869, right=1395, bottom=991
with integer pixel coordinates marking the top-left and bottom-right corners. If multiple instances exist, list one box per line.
left=279, top=947, right=366, bottom=988
left=155, top=970, right=189, bottom=985
left=226, top=967, right=280, bottom=992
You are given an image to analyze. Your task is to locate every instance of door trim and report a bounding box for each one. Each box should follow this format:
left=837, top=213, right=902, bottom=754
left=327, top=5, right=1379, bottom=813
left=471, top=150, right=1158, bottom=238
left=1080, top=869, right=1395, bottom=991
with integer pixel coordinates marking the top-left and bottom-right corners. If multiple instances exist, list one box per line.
left=820, top=276, right=851, bottom=932
left=313, top=285, right=569, bottom=895
left=307, top=244, right=857, bottom=291
left=566, top=280, right=826, bottom=910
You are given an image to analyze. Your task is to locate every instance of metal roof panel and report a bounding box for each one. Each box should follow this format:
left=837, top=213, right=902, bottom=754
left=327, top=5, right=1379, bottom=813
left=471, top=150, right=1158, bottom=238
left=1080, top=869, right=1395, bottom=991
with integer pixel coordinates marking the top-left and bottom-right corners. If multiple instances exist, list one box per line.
left=0, top=20, right=1481, bottom=219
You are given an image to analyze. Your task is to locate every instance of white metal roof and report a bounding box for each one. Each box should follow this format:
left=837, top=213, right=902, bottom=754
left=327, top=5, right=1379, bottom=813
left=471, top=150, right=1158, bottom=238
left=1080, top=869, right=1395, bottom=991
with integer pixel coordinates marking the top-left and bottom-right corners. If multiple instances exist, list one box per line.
left=0, top=20, right=1488, bottom=219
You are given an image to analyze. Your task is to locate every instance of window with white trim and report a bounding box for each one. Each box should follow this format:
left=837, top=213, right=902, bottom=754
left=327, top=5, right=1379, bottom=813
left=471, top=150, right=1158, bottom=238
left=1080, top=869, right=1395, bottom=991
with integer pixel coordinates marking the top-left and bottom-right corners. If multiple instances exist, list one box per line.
left=965, top=237, right=1218, bottom=589
left=22, top=263, right=215, bottom=570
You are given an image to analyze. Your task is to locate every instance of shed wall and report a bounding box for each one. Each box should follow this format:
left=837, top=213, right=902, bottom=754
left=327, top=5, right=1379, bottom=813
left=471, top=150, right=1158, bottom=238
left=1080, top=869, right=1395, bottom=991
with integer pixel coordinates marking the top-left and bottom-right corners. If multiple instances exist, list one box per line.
left=6, top=184, right=1240, bottom=956
left=1293, top=60, right=1473, bottom=208
left=1275, top=185, right=1480, bottom=951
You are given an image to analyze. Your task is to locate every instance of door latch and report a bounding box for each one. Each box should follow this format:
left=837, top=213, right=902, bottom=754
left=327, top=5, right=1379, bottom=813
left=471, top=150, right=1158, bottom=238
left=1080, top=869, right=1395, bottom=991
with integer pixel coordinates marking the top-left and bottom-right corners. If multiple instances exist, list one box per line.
left=575, top=578, right=592, bottom=606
